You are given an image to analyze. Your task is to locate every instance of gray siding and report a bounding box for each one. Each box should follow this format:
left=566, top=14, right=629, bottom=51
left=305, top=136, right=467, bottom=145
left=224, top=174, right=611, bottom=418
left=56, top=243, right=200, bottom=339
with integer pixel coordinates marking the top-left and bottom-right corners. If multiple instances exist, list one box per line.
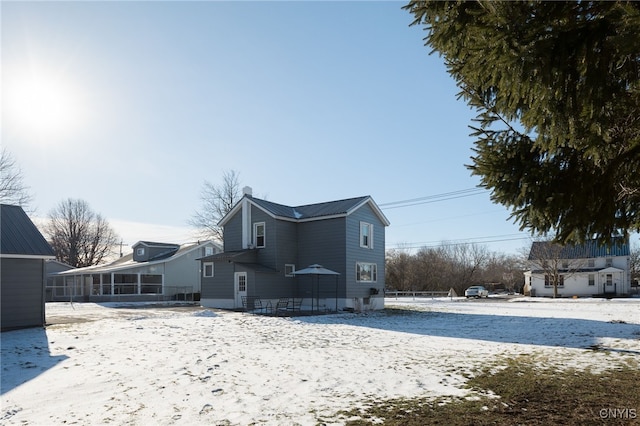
left=132, top=243, right=178, bottom=262
left=275, top=220, right=298, bottom=268
left=346, top=204, right=386, bottom=298
left=298, top=218, right=347, bottom=300
left=201, top=261, right=235, bottom=299
left=1, top=258, right=45, bottom=330
left=165, top=248, right=205, bottom=292
left=250, top=270, right=294, bottom=299
left=223, top=212, right=243, bottom=251
left=252, top=206, right=278, bottom=269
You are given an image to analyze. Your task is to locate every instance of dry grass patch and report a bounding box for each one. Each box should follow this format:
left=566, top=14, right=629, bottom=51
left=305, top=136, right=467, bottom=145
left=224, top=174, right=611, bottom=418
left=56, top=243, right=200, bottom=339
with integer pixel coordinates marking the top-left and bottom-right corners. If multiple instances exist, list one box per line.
left=333, top=356, right=640, bottom=425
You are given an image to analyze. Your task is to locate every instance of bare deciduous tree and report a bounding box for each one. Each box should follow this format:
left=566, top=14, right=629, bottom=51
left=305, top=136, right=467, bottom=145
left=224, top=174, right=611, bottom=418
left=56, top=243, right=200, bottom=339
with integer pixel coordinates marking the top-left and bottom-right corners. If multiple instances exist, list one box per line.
left=630, top=242, right=640, bottom=287
left=189, top=170, right=242, bottom=242
left=0, top=148, right=33, bottom=209
left=45, top=199, right=118, bottom=267
left=385, top=249, right=414, bottom=291
left=385, top=242, right=521, bottom=296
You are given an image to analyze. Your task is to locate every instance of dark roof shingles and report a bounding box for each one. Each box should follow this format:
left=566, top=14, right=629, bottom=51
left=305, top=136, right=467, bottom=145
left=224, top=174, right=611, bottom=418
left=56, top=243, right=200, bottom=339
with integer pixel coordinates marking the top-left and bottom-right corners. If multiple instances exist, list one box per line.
left=528, top=238, right=629, bottom=260
left=1, top=204, right=55, bottom=256
left=251, top=196, right=369, bottom=220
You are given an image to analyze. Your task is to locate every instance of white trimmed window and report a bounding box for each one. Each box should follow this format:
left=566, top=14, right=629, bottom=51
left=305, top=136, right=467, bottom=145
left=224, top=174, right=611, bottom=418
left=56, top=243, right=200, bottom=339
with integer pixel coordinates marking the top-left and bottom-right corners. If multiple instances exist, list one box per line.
left=203, top=262, right=214, bottom=278
left=285, top=264, right=295, bottom=277
left=356, top=262, right=377, bottom=282
left=254, top=222, right=265, bottom=248
left=136, top=248, right=145, bottom=256
left=544, top=274, right=564, bottom=287
left=588, top=274, right=595, bottom=286
left=205, top=246, right=214, bottom=256
left=360, top=222, right=373, bottom=249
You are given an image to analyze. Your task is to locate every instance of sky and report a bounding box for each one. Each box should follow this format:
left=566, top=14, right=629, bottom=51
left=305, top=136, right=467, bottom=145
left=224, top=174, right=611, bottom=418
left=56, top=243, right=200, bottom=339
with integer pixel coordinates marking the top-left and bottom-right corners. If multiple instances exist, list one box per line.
left=2, top=1, right=536, bottom=256
left=2, top=298, right=639, bottom=424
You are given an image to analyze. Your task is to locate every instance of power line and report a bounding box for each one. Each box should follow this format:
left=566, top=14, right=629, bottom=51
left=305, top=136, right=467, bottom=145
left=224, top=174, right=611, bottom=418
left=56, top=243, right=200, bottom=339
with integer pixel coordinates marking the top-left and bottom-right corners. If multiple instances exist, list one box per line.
left=386, top=234, right=531, bottom=251
left=379, top=187, right=486, bottom=210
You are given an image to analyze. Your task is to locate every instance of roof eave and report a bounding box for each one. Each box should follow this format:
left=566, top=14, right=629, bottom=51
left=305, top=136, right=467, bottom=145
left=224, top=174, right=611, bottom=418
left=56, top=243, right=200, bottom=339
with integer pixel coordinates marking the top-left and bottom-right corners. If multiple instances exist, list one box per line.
left=1, top=254, right=56, bottom=260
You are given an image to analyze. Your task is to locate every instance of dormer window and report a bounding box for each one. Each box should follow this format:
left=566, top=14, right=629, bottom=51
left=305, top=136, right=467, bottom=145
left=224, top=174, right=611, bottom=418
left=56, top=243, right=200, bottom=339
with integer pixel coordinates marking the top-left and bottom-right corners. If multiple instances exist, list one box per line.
left=254, top=222, right=265, bottom=248
left=136, top=248, right=145, bottom=256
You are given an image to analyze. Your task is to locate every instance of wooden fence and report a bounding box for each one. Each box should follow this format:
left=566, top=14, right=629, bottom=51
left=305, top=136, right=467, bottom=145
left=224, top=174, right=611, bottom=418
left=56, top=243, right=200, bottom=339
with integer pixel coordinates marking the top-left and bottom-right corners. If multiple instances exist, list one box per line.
left=384, top=290, right=450, bottom=299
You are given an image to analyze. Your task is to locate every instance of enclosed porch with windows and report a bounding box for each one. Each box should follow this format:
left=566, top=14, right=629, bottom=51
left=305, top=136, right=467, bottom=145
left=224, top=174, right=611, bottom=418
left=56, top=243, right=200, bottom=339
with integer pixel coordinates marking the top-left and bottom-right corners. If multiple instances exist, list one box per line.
left=48, top=270, right=194, bottom=302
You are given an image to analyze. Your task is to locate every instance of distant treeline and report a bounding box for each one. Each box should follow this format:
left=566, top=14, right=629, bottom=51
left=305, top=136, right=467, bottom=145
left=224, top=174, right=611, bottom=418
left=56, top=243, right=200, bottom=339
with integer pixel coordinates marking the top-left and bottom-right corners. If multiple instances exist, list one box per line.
left=385, top=243, right=525, bottom=297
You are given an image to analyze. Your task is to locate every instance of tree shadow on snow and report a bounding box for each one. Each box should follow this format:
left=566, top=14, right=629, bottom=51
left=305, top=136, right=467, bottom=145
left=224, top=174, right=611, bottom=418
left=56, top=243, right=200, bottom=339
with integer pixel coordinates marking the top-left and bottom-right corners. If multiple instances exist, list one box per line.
left=0, top=328, right=68, bottom=395
left=298, top=309, right=640, bottom=353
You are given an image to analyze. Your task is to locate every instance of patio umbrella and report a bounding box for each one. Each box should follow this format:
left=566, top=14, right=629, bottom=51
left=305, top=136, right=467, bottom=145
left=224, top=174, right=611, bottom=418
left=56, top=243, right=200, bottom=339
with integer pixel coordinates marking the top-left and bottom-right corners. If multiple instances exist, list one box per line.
left=292, top=264, right=340, bottom=312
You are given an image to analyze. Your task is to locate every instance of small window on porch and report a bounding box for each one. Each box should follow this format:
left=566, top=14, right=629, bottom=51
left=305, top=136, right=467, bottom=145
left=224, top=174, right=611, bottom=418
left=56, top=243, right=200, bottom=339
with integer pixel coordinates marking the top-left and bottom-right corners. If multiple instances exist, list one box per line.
left=285, top=264, right=295, bottom=277
left=203, top=262, right=214, bottom=278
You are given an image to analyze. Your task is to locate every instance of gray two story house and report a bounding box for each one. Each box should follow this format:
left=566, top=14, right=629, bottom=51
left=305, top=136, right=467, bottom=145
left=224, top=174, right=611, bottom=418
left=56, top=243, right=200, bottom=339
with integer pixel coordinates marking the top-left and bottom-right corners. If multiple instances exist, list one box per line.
left=199, top=190, right=390, bottom=312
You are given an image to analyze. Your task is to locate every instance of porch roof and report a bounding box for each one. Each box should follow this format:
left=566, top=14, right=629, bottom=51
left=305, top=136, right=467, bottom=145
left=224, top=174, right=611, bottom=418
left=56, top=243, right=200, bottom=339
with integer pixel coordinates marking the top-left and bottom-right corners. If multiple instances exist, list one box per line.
left=199, top=249, right=257, bottom=263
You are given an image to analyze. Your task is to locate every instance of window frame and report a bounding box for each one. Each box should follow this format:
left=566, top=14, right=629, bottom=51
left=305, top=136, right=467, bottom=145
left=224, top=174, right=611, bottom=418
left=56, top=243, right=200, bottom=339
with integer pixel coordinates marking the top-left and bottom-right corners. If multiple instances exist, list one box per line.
left=203, top=262, right=214, bottom=278
left=356, top=262, right=377, bottom=283
left=136, top=247, right=145, bottom=256
left=253, top=222, right=266, bottom=248
left=284, top=264, right=295, bottom=278
left=359, top=222, right=374, bottom=249
left=544, top=274, right=564, bottom=287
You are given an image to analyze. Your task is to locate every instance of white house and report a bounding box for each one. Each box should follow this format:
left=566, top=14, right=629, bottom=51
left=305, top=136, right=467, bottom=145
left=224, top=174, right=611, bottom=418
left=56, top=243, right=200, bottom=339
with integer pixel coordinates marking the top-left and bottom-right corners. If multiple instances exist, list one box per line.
left=524, top=238, right=631, bottom=297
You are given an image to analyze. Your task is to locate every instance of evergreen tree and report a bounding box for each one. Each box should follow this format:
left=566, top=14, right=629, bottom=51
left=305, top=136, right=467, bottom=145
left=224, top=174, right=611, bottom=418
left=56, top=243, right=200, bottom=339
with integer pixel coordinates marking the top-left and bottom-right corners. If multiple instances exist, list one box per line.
left=405, top=1, right=640, bottom=243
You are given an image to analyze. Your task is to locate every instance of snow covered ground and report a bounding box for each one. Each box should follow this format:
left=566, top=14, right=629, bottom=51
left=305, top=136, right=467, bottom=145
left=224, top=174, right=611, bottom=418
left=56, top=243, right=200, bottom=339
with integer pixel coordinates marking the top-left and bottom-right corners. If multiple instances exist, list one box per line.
left=2, top=297, right=639, bottom=425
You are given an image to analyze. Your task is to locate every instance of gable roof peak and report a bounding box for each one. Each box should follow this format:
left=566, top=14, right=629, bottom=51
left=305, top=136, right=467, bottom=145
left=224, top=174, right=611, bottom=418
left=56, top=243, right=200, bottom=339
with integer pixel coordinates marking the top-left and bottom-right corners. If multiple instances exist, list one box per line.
left=1, top=204, right=55, bottom=258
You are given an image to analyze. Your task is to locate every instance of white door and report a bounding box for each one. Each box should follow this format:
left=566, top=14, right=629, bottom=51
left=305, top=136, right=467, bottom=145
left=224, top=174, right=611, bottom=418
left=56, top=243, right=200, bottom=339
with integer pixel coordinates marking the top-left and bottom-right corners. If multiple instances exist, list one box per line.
left=234, top=272, right=247, bottom=308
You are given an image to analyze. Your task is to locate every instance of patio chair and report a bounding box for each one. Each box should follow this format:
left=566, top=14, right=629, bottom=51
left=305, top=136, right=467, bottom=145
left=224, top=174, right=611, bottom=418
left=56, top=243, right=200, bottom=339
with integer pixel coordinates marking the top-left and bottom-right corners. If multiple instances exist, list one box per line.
left=275, top=297, right=291, bottom=316
left=292, top=298, right=302, bottom=312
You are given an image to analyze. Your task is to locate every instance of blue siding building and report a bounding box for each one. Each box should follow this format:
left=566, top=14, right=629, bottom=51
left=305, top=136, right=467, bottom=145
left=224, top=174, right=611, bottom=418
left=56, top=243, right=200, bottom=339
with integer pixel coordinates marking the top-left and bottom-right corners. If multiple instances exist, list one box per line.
left=200, top=189, right=390, bottom=311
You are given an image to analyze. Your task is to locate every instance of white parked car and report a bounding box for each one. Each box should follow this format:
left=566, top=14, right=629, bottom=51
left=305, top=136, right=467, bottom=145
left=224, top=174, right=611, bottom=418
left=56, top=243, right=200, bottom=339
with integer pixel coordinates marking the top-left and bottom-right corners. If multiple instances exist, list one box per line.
left=465, top=285, right=489, bottom=298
